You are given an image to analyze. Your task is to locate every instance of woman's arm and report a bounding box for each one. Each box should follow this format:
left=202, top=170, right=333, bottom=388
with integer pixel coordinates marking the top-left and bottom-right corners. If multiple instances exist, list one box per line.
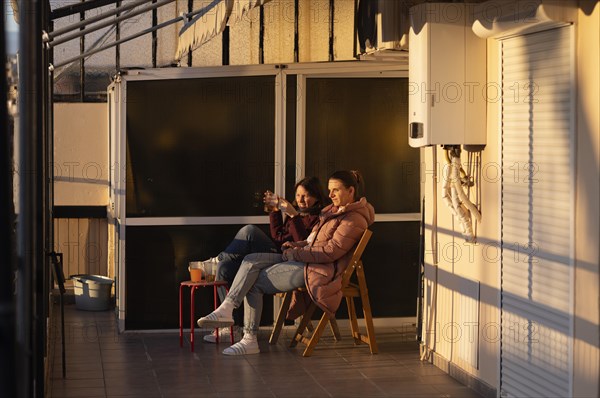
left=281, top=240, right=308, bottom=249
left=269, top=211, right=286, bottom=244
left=284, top=215, right=367, bottom=264
left=271, top=212, right=319, bottom=246
left=287, top=214, right=319, bottom=242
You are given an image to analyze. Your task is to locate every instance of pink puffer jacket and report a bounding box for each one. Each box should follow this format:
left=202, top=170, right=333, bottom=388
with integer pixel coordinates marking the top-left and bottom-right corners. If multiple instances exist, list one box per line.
left=284, top=197, right=375, bottom=317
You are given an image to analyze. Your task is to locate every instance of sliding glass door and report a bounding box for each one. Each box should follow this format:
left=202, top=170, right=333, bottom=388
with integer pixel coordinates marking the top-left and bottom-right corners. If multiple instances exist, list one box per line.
left=113, top=62, right=420, bottom=329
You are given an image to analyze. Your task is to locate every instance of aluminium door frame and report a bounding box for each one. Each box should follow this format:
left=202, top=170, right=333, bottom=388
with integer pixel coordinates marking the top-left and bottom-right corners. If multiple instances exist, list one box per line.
left=110, top=60, right=413, bottom=330
left=281, top=62, right=419, bottom=224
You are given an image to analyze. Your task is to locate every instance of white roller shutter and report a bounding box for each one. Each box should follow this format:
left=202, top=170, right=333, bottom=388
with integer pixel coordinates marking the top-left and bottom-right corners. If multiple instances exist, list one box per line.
left=500, top=26, right=574, bottom=398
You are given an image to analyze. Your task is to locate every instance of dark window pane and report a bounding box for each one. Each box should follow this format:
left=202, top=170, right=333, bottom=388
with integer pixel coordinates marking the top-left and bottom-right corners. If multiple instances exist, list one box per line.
left=307, top=222, right=420, bottom=319
left=285, top=74, right=297, bottom=196
left=126, top=76, right=275, bottom=217
left=125, top=225, right=274, bottom=329
left=304, top=78, right=419, bottom=214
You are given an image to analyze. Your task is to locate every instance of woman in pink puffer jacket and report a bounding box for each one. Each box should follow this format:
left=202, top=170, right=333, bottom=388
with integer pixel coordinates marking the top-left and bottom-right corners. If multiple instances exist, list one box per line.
left=197, top=170, right=375, bottom=356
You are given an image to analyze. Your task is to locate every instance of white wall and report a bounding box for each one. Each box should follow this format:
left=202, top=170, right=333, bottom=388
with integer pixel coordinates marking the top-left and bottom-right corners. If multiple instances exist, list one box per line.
left=53, top=103, right=111, bottom=281
left=421, top=2, right=600, bottom=395
left=419, top=12, right=502, bottom=394
left=573, top=2, right=600, bottom=397
left=421, top=91, right=501, bottom=389
left=54, top=103, right=109, bottom=206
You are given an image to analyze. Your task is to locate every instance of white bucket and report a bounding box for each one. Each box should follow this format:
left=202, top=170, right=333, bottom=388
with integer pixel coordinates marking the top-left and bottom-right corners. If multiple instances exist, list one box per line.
left=71, top=275, right=114, bottom=311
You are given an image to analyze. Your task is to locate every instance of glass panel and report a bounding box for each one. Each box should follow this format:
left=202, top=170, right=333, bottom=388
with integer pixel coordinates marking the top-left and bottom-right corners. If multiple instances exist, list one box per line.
left=83, top=4, right=116, bottom=99
left=120, top=0, right=152, bottom=68
left=53, top=15, right=83, bottom=99
left=126, top=76, right=275, bottom=217
left=285, top=74, right=297, bottom=197
left=84, top=4, right=117, bottom=67
left=352, top=221, right=419, bottom=317
left=125, top=224, right=274, bottom=329
left=304, top=77, right=418, bottom=214
left=52, top=15, right=82, bottom=66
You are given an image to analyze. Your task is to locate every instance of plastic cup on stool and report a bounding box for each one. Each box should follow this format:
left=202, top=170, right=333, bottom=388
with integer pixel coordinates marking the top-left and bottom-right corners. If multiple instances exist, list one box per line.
left=204, top=262, right=217, bottom=282
left=188, top=261, right=204, bottom=282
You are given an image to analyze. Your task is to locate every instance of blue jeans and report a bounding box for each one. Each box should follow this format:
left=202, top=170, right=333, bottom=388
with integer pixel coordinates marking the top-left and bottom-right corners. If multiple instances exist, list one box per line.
left=216, top=225, right=278, bottom=285
left=224, top=253, right=305, bottom=335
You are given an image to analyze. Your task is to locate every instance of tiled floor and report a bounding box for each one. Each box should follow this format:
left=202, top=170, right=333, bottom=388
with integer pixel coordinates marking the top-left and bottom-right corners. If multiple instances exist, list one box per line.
left=49, top=304, right=483, bottom=398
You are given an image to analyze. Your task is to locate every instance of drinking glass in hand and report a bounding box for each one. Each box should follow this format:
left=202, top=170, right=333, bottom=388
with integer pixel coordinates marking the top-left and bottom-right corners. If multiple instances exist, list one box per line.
left=263, top=190, right=279, bottom=213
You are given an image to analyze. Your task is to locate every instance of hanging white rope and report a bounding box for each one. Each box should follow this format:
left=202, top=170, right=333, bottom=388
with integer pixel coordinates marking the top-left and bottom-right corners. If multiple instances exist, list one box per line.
left=441, top=148, right=482, bottom=242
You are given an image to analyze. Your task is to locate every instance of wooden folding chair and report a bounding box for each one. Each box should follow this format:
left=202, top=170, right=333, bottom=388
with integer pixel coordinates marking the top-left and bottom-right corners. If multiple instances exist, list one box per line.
left=279, top=229, right=377, bottom=357
left=269, top=289, right=331, bottom=345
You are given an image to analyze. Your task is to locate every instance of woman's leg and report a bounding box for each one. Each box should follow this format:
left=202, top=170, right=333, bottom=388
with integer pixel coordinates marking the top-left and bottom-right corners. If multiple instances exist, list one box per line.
left=243, top=261, right=305, bottom=335
left=215, top=225, right=279, bottom=317
left=217, top=225, right=278, bottom=283
left=226, top=253, right=284, bottom=307
left=197, top=253, right=283, bottom=328
left=222, top=261, right=305, bottom=356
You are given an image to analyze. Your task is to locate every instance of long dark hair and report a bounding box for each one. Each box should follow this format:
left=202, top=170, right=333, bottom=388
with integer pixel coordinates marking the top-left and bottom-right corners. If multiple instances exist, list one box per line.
left=328, top=170, right=365, bottom=201
left=294, top=176, right=328, bottom=215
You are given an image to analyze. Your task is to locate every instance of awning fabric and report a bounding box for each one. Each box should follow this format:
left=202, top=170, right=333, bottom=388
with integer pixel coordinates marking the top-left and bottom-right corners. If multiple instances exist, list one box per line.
left=176, top=0, right=271, bottom=60
left=229, top=0, right=270, bottom=24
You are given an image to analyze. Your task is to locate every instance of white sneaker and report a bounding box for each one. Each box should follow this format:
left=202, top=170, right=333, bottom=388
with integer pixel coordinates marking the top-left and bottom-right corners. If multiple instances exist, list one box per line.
left=203, top=326, right=239, bottom=344
left=197, top=311, right=234, bottom=329
left=222, top=335, right=260, bottom=356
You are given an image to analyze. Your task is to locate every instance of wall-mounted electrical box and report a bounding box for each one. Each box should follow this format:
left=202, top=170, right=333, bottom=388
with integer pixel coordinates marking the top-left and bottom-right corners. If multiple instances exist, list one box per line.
left=408, top=3, right=486, bottom=148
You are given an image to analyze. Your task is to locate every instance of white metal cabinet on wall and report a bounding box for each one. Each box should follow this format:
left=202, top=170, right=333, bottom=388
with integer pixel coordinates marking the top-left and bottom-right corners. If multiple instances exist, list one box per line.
left=500, top=25, right=575, bottom=397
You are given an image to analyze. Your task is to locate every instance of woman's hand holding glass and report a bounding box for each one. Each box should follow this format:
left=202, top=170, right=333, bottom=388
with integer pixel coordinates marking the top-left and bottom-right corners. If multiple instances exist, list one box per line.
left=263, top=191, right=298, bottom=217
left=277, top=198, right=298, bottom=217
left=263, top=190, right=279, bottom=213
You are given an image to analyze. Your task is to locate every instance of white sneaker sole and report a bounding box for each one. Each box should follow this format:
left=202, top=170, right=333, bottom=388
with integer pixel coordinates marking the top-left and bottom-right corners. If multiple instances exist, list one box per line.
left=197, top=318, right=234, bottom=329
left=222, top=343, right=260, bottom=356
left=203, top=330, right=236, bottom=344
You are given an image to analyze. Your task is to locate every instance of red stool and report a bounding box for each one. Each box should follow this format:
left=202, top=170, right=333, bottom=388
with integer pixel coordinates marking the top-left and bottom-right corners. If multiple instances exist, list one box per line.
left=179, top=280, right=234, bottom=351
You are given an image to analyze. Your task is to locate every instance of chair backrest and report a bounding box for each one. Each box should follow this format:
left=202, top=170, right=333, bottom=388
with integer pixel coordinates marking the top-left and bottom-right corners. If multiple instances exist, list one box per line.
left=341, top=229, right=372, bottom=287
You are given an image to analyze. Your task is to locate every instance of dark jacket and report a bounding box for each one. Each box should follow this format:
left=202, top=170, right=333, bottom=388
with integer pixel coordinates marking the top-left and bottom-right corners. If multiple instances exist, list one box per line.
left=284, top=197, right=375, bottom=317
left=269, top=211, right=320, bottom=249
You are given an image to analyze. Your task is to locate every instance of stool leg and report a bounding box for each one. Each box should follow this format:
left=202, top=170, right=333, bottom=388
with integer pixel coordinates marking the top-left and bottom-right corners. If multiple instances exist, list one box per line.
left=179, top=284, right=183, bottom=348
left=226, top=285, right=234, bottom=345
left=213, top=284, right=219, bottom=344
left=190, top=286, right=196, bottom=352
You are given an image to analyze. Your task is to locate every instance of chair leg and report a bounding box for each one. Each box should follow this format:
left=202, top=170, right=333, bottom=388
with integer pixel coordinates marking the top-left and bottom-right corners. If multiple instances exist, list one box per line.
left=290, top=303, right=316, bottom=348
left=269, top=292, right=292, bottom=344
left=346, top=296, right=361, bottom=345
left=357, top=264, right=378, bottom=354
left=358, top=293, right=378, bottom=354
left=306, top=320, right=314, bottom=332
left=329, top=317, right=341, bottom=341
left=302, top=313, right=330, bottom=357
